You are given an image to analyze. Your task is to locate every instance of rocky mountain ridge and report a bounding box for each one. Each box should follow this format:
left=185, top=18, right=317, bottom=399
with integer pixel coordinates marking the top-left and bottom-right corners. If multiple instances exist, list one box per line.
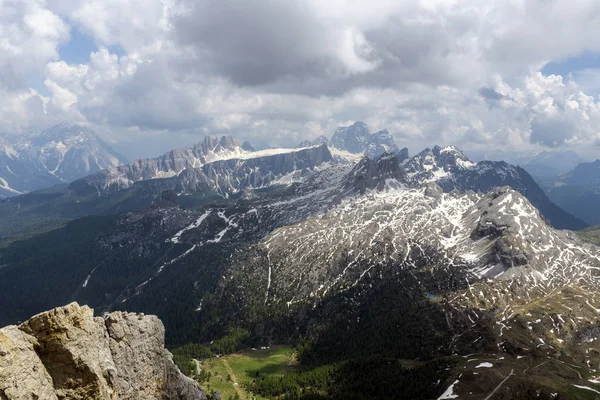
left=0, top=302, right=205, bottom=400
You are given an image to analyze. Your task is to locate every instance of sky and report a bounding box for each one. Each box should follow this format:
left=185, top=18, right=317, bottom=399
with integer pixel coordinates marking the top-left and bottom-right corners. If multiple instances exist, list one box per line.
left=3, top=1, right=600, bottom=160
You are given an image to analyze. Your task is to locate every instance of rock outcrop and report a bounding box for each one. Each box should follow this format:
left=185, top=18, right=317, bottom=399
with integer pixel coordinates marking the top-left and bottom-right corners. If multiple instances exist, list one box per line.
left=0, top=302, right=205, bottom=400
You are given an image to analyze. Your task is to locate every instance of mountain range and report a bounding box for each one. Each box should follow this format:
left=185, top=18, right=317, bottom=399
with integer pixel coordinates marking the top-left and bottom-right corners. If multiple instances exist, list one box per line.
left=0, top=124, right=127, bottom=197
left=1, top=121, right=599, bottom=398
left=470, top=149, right=585, bottom=180
left=537, top=159, right=600, bottom=226
left=0, top=121, right=585, bottom=241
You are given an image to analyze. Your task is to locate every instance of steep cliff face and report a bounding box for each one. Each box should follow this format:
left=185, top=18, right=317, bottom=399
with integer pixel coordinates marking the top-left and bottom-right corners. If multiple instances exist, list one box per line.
left=0, top=303, right=205, bottom=400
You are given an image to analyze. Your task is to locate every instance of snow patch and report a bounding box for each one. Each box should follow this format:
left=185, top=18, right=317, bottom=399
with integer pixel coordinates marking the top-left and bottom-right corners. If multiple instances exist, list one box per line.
left=438, top=380, right=459, bottom=399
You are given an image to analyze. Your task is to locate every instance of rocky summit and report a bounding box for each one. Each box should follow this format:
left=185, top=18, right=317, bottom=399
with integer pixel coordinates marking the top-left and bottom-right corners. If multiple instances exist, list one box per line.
left=0, top=302, right=205, bottom=400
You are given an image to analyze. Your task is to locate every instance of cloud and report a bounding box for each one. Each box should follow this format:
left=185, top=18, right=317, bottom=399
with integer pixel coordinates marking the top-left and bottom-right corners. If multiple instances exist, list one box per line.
left=479, top=87, right=506, bottom=102
left=5, top=0, right=600, bottom=158
left=0, top=0, right=69, bottom=89
left=169, top=0, right=380, bottom=90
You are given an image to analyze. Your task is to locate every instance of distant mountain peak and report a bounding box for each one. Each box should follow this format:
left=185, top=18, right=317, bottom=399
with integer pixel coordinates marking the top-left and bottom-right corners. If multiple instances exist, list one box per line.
left=297, top=135, right=329, bottom=148
left=365, top=129, right=400, bottom=159
left=330, top=121, right=371, bottom=154
left=0, top=124, right=127, bottom=197
left=330, top=121, right=404, bottom=159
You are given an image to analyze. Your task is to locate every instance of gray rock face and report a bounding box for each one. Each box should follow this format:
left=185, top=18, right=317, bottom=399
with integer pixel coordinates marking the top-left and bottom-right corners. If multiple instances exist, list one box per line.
left=82, top=143, right=333, bottom=197
left=330, top=121, right=370, bottom=154
left=0, top=303, right=205, bottom=400
left=104, top=134, right=253, bottom=186
left=199, top=143, right=333, bottom=195
left=105, top=311, right=205, bottom=399
left=343, top=152, right=406, bottom=194
left=0, top=326, right=58, bottom=400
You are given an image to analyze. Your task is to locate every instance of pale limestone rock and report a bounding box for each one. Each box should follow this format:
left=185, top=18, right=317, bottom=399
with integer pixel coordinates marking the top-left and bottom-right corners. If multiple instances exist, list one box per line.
left=0, top=326, right=58, bottom=400
left=20, top=303, right=118, bottom=399
left=105, top=311, right=204, bottom=399
left=0, top=302, right=205, bottom=400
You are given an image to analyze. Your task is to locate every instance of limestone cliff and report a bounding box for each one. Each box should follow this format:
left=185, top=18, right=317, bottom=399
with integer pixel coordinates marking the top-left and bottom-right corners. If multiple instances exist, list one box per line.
left=0, top=302, right=205, bottom=400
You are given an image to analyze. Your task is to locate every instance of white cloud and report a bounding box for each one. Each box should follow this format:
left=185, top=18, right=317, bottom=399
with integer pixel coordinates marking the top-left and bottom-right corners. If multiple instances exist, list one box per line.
left=4, top=0, right=600, bottom=159
left=0, top=0, right=68, bottom=88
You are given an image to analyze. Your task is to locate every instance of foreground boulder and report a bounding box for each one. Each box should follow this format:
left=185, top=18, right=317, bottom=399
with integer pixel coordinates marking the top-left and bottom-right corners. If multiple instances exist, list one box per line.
left=0, top=302, right=205, bottom=400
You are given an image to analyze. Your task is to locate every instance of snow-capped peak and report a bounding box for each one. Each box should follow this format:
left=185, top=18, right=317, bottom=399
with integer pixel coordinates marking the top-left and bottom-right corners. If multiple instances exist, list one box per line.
left=0, top=124, right=127, bottom=196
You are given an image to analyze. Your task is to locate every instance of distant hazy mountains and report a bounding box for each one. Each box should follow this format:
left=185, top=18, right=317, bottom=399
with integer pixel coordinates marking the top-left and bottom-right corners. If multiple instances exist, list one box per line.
left=0, top=124, right=127, bottom=197
left=540, top=159, right=600, bottom=225
left=466, top=148, right=600, bottom=226
left=470, top=149, right=585, bottom=180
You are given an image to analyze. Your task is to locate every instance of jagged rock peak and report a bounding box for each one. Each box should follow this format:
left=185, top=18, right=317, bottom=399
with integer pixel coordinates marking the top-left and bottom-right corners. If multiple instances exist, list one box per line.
left=330, top=122, right=404, bottom=159
left=197, top=135, right=245, bottom=153
left=192, top=135, right=255, bottom=161
left=0, top=302, right=205, bottom=400
left=330, top=121, right=371, bottom=154
left=431, top=145, right=471, bottom=166
left=404, top=145, right=474, bottom=180
left=298, top=135, right=329, bottom=148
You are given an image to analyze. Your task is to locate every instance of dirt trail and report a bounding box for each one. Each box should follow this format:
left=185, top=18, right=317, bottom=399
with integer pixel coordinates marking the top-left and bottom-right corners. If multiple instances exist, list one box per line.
left=483, top=369, right=514, bottom=400
left=222, top=358, right=245, bottom=399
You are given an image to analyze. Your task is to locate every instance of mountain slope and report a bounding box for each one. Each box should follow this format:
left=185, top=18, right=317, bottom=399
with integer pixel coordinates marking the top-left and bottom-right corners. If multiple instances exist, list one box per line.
left=82, top=141, right=332, bottom=196
left=0, top=143, right=334, bottom=242
left=0, top=136, right=58, bottom=197
left=1, top=150, right=600, bottom=397
left=19, top=124, right=129, bottom=182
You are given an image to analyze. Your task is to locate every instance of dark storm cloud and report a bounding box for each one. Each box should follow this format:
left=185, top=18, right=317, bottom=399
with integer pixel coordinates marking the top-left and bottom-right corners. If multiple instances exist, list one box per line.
left=171, top=0, right=338, bottom=87
left=169, top=0, right=472, bottom=96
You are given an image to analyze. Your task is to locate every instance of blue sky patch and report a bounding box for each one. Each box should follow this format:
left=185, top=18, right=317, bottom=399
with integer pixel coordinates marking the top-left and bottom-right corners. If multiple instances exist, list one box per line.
left=542, top=51, right=600, bottom=77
